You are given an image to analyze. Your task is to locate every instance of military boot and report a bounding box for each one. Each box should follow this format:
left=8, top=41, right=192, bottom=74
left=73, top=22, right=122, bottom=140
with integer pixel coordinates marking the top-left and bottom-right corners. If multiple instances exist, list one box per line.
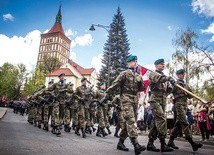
left=92, top=126, right=96, bottom=132
left=43, top=123, right=49, bottom=131
left=146, top=138, right=160, bottom=152
left=186, top=137, right=203, bottom=151
left=51, top=127, right=56, bottom=134
left=106, top=127, right=112, bottom=135
left=117, top=138, right=129, bottom=151
left=160, top=138, right=173, bottom=152
left=75, top=127, right=81, bottom=136
left=81, top=128, right=86, bottom=138
left=130, top=137, right=146, bottom=155
left=72, top=123, right=76, bottom=130
left=100, top=128, right=108, bottom=137
left=114, top=128, right=120, bottom=138
left=55, top=126, right=61, bottom=136
left=37, top=121, right=42, bottom=129
left=167, top=136, right=179, bottom=149
left=96, top=127, right=102, bottom=137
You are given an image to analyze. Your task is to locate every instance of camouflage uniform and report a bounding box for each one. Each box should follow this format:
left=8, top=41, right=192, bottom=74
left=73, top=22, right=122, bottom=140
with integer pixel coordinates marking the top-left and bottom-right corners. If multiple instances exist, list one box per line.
left=106, top=67, right=146, bottom=154
left=167, top=69, right=203, bottom=151
left=147, top=70, right=174, bottom=152
left=74, top=84, right=89, bottom=138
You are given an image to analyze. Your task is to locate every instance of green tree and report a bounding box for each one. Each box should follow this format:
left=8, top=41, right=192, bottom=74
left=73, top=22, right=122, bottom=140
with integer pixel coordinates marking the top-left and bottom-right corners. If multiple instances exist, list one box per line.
left=99, top=7, right=130, bottom=87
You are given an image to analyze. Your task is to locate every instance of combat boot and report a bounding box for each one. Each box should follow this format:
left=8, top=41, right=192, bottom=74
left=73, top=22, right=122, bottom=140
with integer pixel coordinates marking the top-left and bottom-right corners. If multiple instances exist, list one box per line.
left=64, top=124, right=71, bottom=132
left=55, top=126, right=61, bottom=136
left=114, top=128, right=120, bottom=138
left=72, top=123, right=76, bottom=130
left=96, top=127, right=102, bottom=137
left=106, top=127, right=112, bottom=135
left=146, top=138, right=160, bottom=152
left=75, top=127, right=81, bottom=136
left=130, top=137, right=146, bottom=155
left=43, top=123, right=49, bottom=131
left=92, top=126, right=96, bottom=132
left=100, top=128, right=108, bottom=137
left=117, top=138, right=129, bottom=151
left=51, top=127, right=56, bottom=134
left=81, top=128, right=86, bottom=138
left=37, top=121, right=42, bottom=129
left=168, top=136, right=179, bottom=149
left=186, top=137, right=203, bottom=151
left=160, top=138, right=173, bottom=152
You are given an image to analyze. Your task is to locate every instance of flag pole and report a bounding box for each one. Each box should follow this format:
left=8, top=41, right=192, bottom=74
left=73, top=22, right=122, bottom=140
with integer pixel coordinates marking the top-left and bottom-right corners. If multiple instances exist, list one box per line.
left=141, top=66, right=208, bottom=104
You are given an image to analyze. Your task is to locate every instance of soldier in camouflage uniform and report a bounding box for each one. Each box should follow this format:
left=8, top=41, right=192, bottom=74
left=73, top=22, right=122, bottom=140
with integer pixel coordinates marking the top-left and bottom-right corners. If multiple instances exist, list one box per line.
left=64, top=82, right=74, bottom=132
left=27, top=95, right=34, bottom=124
left=94, top=82, right=109, bottom=137
left=146, top=58, right=174, bottom=152
left=49, top=73, right=67, bottom=136
left=167, top=69, right=203, bottom=151
left=74, top=77, right=89, bottom=138
left=111, top=94, right=122, bottom=138
left=104, top=55, right=146, bottom=155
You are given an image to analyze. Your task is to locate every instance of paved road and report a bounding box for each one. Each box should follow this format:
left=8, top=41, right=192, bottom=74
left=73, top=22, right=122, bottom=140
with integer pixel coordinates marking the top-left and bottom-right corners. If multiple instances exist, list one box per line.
left=0, top=109, right=214, bottom=155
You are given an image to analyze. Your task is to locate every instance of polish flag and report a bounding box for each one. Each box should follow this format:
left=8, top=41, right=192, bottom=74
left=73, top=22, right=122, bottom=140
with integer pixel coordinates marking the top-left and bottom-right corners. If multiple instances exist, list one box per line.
left=136, top=65, right=150, bottom=93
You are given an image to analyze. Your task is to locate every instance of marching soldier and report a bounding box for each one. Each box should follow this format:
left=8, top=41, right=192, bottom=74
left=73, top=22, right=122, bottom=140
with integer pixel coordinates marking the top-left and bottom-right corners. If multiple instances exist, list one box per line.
left=104, top=55, right=146, bottom=155
left=167, top=69, right=203, bottom=151
left=74, top=77, right=89, bottom=138
left=49, top=73, right=67, bottom=136
left=146, top=58, right=174, bottom=152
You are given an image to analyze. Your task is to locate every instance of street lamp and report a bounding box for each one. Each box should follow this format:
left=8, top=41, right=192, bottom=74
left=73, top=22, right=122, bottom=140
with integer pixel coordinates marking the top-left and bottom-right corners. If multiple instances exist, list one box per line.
left=89, top=24, right=111, bottom=88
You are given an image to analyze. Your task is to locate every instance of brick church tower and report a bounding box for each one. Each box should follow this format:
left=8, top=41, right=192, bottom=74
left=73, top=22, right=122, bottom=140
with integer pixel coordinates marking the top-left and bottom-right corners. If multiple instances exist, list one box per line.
left=36, top=5, right=71, bottom=66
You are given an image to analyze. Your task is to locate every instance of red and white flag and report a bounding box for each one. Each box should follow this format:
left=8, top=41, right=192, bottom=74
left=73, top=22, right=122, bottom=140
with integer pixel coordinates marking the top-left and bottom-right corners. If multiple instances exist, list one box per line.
left=136, top=65, right=150, bottom=93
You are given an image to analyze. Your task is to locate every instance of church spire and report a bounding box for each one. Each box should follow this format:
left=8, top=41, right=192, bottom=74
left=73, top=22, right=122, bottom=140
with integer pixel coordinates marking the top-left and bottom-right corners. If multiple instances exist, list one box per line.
left=55, top=5, right=62, bottom=24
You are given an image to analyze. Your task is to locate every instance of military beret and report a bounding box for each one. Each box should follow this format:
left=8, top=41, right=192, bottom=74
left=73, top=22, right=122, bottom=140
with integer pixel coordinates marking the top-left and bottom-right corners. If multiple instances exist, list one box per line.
left=100, top=82, right=106, bottom=86
left=48, top=81, right=53, bottom=85
left=154, top=58, right=164, bottom=65
left=81, top=77, right=87, bottom=82
left=58, top=73, right=65, bottom=77
left=176, top=69, right=185, bottom=75
left=126, top=55, right=137, bottom=62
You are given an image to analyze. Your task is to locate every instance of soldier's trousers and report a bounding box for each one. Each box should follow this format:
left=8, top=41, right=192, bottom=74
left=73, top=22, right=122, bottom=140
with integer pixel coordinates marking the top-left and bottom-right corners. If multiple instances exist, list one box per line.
left=103, top=108, right=110, bottom=128
left=36, top=107, right=43, bottom=123
left=148, top=100, right=167, bottom=139
left=120, top=104, right=138, bottom=140
left=72, top=108, right=78, bottom=126
left=43, top=104, right=49, bottom=124
left=171, top=101, right=192, bottom=138
left=97, top=107, right=105, bottom=128
left=85, top=108, right=90, bottom=126
left=77, top=105, right=85, bottom=129
left=28, top=107, right=34, bottom=122
left=64, top=106, right=71, bottom=125
left=59, top=104, right=65, bottom=125
left=52, top=101, right=60, bottom=126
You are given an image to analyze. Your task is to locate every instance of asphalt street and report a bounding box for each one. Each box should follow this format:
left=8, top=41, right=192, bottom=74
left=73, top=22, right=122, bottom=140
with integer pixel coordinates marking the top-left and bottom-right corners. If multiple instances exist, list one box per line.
left=0, top=108, right=214, bottom=155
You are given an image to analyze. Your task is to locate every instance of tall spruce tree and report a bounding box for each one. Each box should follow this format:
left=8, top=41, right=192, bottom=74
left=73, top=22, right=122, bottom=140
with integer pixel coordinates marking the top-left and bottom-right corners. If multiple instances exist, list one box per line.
left=99, top=7, right=130, bottom=87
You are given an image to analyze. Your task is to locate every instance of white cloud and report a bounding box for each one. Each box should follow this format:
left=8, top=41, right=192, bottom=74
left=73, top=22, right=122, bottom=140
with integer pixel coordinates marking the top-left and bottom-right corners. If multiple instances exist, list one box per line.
left=0, top=30, right=41, bottom=71
left=69, top=51, right=77, bottom=61
left=192, top=0, right=214, bottom=17
left=72, top=34, right=93, bottom=47
left=167, top=26, right=172, bottom=31
left=201, top=22, right=214, bottom=42
left=91, top=53, right=103, bottom=72
left=3, top=13, right=14, bottom=21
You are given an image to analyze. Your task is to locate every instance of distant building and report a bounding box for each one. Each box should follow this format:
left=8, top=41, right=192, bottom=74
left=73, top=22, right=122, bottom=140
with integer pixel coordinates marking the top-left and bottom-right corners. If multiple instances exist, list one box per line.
left=46, top=60, right=98, bottom=89
left=36, top=5, right=98, bottom=88
left=36, top=5, right=71, bottom=66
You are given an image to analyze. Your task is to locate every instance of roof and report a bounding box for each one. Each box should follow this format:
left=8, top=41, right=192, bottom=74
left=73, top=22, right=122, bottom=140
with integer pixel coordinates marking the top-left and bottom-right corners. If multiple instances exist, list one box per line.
left=68, top=59, right=95, bottom=75
left=47, top=23, right=65, bottom=35
left=47, top=68, right=76, bottom=77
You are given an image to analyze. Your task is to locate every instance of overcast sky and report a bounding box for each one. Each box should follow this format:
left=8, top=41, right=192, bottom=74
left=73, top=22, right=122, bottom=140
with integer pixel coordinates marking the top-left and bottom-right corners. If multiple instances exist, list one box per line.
left=0, top=0, right=214, bottom=72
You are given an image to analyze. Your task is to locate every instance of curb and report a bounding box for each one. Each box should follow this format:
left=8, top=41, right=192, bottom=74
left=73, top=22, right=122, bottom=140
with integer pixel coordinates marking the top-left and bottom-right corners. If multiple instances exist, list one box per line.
left=0, top=107, right=7, bottom=120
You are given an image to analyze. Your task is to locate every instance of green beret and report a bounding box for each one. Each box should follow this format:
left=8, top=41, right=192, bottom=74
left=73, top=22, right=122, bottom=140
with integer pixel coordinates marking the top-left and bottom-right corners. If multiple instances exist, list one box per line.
left=154, top=58, right=164, bottom=65
left=126, top=55, right=137, bottom=62
left=176, top=69, right=185, bottom=75
left=81, top=77, right=87, bottom=82
left=48, top=81, right=53, bottom=85
left=58, top=73, right=65, bottom=77
left=100, top=82, right=106, bottom=86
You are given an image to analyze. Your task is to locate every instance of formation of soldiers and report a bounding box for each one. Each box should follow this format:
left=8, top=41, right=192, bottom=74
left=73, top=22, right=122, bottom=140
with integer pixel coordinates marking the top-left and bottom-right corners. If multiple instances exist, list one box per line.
left=26, top=55, right=203, bottom=155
